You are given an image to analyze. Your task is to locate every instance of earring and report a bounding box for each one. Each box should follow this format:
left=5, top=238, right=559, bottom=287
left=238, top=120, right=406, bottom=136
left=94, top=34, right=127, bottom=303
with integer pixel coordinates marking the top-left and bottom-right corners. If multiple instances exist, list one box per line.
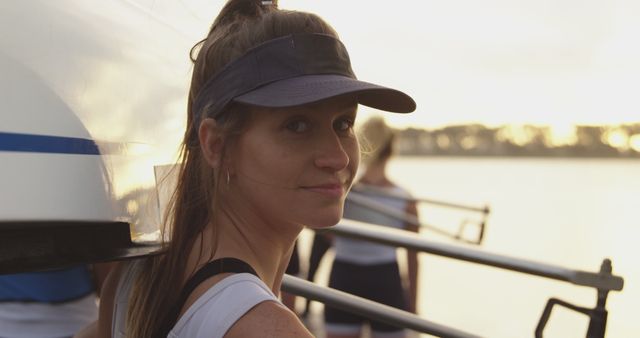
left=226, top=170, right=230, bottom=186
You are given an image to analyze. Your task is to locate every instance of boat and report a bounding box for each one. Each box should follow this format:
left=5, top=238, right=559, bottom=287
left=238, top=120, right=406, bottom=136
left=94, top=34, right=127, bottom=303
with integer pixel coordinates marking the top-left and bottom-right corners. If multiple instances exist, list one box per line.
left=0, top=0, right=186, bottom=272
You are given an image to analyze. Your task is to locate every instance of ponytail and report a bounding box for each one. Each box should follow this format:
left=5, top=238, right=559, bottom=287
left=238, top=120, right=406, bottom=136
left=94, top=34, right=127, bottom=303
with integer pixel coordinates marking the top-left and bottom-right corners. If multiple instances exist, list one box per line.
left=212, top=0, right=277, bottom=30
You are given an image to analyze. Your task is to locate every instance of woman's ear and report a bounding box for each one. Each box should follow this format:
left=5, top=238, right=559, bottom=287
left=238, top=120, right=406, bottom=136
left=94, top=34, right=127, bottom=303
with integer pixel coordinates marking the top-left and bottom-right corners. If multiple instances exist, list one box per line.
left=198, top=118, right=224, bottom=168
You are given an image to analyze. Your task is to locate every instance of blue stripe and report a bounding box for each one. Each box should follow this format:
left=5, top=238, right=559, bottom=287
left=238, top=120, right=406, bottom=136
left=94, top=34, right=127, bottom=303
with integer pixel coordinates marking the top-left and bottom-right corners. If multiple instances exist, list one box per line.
left=0, top=265, right=95, bottom=303
left=0, top=131, right=100, bottom=155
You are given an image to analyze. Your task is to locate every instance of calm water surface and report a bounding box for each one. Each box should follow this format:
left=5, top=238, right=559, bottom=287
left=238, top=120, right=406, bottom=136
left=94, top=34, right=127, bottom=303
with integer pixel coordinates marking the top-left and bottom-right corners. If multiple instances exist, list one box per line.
left=301, top=157, right=639, bottom=338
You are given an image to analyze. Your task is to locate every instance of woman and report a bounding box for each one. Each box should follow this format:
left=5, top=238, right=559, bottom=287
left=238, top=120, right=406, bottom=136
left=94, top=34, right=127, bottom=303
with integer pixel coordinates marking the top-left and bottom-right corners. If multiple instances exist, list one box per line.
left=325, top=117, right=419, bottom=338
left=79, top=1, right=415, bottom=337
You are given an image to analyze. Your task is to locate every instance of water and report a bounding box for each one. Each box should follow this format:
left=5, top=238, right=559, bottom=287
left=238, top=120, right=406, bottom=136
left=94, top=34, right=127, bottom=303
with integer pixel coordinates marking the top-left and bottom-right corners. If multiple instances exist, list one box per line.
left=300, top=157, right=639, bottom=338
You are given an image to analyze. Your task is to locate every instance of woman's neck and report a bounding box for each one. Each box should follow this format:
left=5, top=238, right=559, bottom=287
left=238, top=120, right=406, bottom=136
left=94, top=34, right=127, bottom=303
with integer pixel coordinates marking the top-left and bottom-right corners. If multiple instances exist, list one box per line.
left=188, top=208, right=301, bottom=295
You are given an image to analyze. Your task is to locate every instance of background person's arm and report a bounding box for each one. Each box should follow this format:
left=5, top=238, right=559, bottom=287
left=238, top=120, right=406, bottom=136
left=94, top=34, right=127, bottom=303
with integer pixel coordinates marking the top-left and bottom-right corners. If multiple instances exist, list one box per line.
left=94, top=262, right=125, bottom=338
left=405, top=201, right=419, bottom=314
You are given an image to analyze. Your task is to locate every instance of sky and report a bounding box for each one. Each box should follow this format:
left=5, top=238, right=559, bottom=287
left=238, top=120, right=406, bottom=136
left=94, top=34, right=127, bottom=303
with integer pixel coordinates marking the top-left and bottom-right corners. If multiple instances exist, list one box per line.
left=137, top=0, right=640, bottom=130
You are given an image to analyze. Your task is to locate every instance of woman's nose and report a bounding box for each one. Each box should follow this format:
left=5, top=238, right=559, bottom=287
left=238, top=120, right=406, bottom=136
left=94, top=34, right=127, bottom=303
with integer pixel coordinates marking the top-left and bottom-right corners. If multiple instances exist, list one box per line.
left=314, top=134, right=350, bottom=171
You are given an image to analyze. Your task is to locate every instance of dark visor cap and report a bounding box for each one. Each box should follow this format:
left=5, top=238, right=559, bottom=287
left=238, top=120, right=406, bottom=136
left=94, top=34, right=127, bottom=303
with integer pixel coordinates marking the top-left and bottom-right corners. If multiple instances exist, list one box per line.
left=193, top=33, right=416, bottom=122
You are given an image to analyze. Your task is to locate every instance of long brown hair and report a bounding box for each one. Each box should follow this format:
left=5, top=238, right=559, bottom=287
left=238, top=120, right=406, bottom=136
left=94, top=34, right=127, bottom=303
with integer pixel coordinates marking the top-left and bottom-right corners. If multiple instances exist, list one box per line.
left=125, top=1, right=338, bottom=336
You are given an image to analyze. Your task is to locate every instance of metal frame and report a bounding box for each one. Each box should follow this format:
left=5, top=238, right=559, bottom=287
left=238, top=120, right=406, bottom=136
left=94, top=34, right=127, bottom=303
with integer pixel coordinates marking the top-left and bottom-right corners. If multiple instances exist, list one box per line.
left=282, top=275, right=481, bottom=338
left=347, top=189, right=489, bottom=244
left=331, top=219, right=623, bottom=291
left=281, top=219, right=623, bottom=337
left=351, top=184, right=490, bottom=214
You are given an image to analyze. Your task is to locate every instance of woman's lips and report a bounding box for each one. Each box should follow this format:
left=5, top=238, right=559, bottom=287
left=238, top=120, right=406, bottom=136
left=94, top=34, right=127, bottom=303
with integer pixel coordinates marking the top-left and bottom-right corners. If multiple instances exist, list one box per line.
left=302, top=183, right=345, bottom=197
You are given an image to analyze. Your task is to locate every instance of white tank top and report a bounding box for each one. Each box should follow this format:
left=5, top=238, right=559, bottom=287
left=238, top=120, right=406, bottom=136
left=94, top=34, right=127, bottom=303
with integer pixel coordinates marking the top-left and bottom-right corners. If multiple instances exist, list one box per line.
left=112, top=260, right=282, bottom=338
left=335, top=185, right=410, bottom=265
left=0, top=294, right=97, bottom=338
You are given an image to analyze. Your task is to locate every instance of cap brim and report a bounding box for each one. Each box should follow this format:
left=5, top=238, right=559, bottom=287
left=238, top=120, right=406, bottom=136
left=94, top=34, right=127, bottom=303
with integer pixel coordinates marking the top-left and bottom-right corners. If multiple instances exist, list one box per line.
left=233, top=74, right=416, bottom=113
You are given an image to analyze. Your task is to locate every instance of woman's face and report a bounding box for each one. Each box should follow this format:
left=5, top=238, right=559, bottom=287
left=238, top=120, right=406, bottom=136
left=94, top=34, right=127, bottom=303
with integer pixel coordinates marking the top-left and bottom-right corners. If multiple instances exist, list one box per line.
left=228, top=96, right=360, bottom=229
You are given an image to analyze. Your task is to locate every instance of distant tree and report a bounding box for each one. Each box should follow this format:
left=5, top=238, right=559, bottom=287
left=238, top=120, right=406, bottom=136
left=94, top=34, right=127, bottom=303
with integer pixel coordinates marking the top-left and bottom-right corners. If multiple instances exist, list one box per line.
left=396, top=123, right=640, bottom=158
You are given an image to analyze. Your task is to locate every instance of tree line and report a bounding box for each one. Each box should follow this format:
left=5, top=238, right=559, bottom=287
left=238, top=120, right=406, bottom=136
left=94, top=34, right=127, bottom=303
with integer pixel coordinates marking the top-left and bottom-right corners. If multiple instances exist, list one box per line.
left=395, top=123, right=640, bottom=158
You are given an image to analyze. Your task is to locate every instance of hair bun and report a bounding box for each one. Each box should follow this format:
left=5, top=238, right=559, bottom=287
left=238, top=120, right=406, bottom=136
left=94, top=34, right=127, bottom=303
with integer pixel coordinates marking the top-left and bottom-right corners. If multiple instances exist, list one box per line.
left=359, top=117, right=395, bottom=165
left=212, top=0, right=278, bottom=29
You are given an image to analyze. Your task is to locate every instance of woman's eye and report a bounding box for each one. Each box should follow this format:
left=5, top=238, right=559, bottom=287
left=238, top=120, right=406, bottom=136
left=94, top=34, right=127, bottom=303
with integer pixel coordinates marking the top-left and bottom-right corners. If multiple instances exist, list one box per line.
left=334, top=118, right=354, bottom=133
left=286, top=120, right=310, bottom=133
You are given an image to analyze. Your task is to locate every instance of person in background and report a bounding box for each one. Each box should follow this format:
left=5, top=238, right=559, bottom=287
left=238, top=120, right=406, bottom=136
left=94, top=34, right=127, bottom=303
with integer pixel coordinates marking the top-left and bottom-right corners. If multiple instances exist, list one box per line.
left=325, top=116, right=419, bottom=338
left=0, top=263, right=112, bottom=338
left=75, top=0, right=416, bottom=337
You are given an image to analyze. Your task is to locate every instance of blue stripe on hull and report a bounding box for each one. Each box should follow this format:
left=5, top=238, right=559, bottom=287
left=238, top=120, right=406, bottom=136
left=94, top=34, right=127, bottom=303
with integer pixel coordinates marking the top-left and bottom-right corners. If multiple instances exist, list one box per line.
left=0, top=132, right=100, bottom=155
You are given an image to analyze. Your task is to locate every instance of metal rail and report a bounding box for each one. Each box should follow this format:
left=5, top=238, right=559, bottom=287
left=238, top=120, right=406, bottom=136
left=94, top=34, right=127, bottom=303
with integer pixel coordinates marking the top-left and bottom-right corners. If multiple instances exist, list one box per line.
left=348, top=193, right=454, bottom=237
left=351, top=184, right=490, bottom=214
left=282, top=275, right=482, bottom=338
left=347, top=190, right=488, bottom=245
left=293, top=220, right=623, bottom=337
left=330, top=219, right=624, bottom=291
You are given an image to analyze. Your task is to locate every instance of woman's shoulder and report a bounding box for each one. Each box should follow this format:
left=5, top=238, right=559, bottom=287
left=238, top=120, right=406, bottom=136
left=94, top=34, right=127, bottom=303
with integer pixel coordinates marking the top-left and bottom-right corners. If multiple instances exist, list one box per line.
left=225, top=300, right=313, bottom=338
left=170, top=273, right=307, bottom=338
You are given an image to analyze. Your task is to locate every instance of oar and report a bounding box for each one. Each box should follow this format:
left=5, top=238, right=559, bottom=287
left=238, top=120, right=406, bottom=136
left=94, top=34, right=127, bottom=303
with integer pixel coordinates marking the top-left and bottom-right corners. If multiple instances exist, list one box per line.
left=346, top=193, right=486, bottom=245
left=350, top=184, right=490, bottom=215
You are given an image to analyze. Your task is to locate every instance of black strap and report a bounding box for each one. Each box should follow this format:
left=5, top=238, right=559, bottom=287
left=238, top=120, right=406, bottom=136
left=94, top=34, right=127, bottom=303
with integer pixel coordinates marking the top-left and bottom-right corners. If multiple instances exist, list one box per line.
left=152, top=257, right=258, bottom=338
